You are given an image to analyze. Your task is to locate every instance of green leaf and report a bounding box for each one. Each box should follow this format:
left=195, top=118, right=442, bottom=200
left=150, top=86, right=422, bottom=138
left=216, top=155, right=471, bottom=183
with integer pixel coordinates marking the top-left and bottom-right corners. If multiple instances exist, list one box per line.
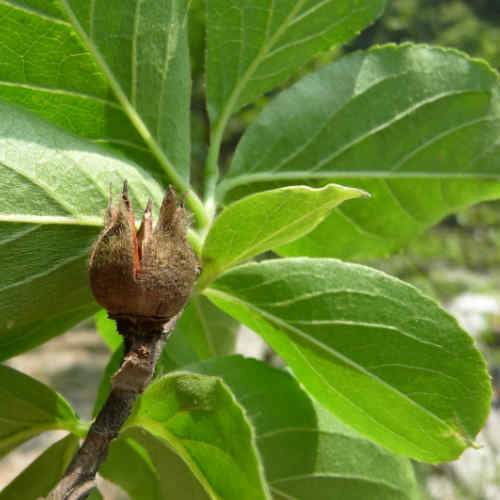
left=102, top=430, right=210, bottom=500
left=88, top=490, right=103, bottom=500
left=220, top=44, right=500, bottom=259
left=0, top=0, right=191, bottom=183
left=103, top=356, right=419, bottom=499
left=126, top=372, right=270, bottom=499
left=278, top=179, right=500, bottom=260
left=0, top=434, right=79, bottom=500
left=205, top=259, right=492, bottom=463
left=189, top=0, right=206, bottom=78
left=186, top=356, right=419, bottom=500
left=92, top=344, right=124, bottom=417
left=92, top=312, right=123, bottom=416
left=0, top=101, right=163, bottom=360
left=206, top=0, right=386, bottom=124
left=95, top=310, right=122, bottom=352
left=0, top=365, right=80, bottom=457
left=100, top=435, right=164, bottom=500
left=200, top=184, right=365, bottom=286
left=159, top=296, right=240, bottom=372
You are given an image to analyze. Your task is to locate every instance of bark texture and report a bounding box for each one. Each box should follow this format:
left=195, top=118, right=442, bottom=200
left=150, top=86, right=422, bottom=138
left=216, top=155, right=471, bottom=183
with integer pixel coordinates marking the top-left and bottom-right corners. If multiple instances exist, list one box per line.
left=47, top=316, right=177, bottom=500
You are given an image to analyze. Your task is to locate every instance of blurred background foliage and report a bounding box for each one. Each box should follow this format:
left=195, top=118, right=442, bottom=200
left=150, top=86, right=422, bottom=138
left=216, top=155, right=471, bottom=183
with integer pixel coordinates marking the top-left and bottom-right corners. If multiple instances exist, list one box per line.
left=353, top=0, right=500, bottom=69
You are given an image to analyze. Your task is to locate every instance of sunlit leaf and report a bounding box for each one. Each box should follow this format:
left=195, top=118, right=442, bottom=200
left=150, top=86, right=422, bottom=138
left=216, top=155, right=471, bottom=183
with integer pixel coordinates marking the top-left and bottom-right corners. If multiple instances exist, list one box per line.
left=205, top=258, right=491, bottom=462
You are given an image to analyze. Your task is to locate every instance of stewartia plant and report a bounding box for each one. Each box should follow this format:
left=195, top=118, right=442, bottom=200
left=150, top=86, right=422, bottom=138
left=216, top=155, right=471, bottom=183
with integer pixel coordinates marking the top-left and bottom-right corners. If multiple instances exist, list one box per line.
left=0, top=0, right=499, bottom=499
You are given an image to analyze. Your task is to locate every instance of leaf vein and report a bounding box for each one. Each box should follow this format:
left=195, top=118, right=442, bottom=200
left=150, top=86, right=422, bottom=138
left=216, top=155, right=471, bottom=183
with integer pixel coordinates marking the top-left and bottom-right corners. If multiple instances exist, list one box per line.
left=0, top=80, right=121, bottom=109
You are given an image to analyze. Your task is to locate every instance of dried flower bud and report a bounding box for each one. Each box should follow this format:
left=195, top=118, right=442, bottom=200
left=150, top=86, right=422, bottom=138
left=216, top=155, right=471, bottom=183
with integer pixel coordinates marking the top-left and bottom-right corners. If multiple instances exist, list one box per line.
left=89, top=182, right=199, bottom=326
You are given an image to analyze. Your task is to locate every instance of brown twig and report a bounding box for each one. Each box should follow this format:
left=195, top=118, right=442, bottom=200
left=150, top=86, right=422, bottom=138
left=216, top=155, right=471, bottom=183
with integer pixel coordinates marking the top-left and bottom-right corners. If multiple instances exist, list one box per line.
left=49, top=183, right=198, bottom=499
left=47, top=315, right=178, bottom=500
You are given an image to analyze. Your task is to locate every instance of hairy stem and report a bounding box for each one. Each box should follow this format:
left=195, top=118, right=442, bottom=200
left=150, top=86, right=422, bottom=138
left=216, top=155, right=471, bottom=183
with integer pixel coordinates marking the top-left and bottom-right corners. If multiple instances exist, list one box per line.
left=47, top=316, right=178, bottom=500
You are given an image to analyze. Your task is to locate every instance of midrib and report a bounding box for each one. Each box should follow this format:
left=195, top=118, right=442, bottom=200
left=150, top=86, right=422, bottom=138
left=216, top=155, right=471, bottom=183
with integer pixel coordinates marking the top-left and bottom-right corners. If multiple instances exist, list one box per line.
left=214, top=0, right=307, bottom=130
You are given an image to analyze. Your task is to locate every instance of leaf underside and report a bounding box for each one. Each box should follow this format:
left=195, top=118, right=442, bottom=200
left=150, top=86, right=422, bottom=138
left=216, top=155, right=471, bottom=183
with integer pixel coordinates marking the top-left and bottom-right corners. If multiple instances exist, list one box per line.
left=221, top=44, right=500, bottom=260
left=206, top=0, right=386, bottom=123
left=186, top=356, right=420, bottom=500
left=201, top=183, right=365, bottom=286
left=0, top=364, right=79, bottom=457
left=102, top=356, right=419, bottom=499
left=205, top=258, right=491, bottom=463
left=0, top=0, right=191, bottom=180
left=125, top=372, right=270, bottom=500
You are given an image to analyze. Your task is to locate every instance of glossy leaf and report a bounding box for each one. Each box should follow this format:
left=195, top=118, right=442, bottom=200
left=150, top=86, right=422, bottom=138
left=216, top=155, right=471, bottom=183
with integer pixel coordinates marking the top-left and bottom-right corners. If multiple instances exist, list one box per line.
left=186, top=356, right=419, bottom=500
left=205, top=259, right=492, bottom=463
left=0, top=101, right=163, bottom=360
left=0, top=434, right=79, bottom=500
left=126, top=372, right=270, bottom=499
left=0, top=365, right=80, bottom=457
left=220, top=44, right=500, bottom=259
left=206, top=0, right=386, bottom=124
left=200, top=184, right=365, bottom=286
left=0, top=0, right=191, bottom=181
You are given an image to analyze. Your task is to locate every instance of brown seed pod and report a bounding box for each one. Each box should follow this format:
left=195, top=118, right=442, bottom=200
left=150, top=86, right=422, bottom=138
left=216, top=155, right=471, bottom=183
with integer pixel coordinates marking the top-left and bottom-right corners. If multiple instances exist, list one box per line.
left=89, top=182, right=199, bottom=328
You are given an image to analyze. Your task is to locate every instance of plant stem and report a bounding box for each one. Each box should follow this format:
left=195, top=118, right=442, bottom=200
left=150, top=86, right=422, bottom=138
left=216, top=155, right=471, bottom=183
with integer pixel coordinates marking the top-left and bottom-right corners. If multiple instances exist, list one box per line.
left=187, top=229, right=203, bottom=258
left=47, top=316, right=178, bottom=500
left=203, top=121, right=226, bottom=221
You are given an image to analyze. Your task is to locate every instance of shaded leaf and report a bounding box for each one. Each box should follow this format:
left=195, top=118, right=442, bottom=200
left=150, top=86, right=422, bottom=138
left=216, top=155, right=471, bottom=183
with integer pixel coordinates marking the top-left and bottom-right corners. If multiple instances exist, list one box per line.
left=88, top=490, right=103, bottom=500
left=279, top=179, right=500, bottom=260
left=186, top=356, right=419, bottom=500
left=220, top=44, right=500, bottom=259
left=104, top=356, right=419, bottom=499
left=200, top=184, right=365, bottom=286
left=0, top=365, right=80, bottom=457
left=100, top=436, right=163, bottom=500
left=126, top=372, right=270, bottom=499
left=205, top=258, right=491, bottom=463
left=92, top=344, right=124, bottom=417
left=0, top=434, right=79, bottom=500
left=102, top=430, right=210, bottom=500
left=206, top=0, right=386, bottom=124
left=0, top=101, right=163, bottom=360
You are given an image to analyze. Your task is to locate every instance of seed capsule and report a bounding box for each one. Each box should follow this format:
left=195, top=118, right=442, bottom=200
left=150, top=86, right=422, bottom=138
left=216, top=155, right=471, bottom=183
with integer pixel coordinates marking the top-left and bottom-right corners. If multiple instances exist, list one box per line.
left=89, top=182, right=199, bottom=325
